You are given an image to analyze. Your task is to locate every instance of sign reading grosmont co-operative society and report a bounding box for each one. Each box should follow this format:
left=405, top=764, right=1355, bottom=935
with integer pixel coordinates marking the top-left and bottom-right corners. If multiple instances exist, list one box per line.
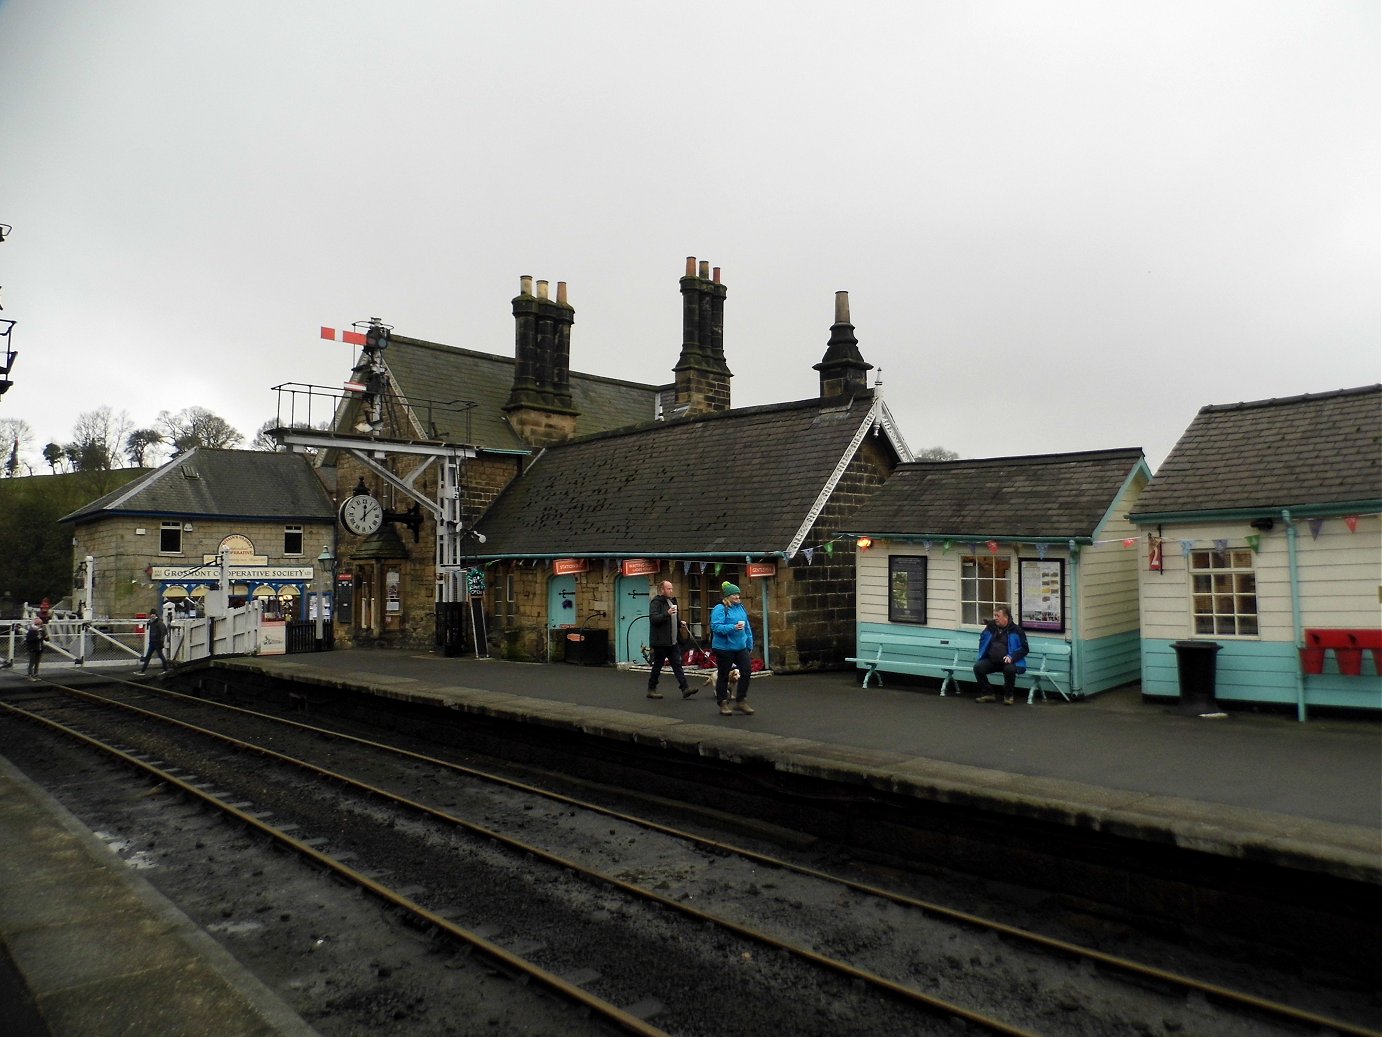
left=552, top=558, right=589, bottom=575
left=151, top=565, right=315, bottom=580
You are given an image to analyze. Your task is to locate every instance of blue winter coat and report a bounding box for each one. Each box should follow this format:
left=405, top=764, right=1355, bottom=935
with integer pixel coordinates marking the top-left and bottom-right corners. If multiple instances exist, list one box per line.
left=976, top=621, right=1029, bottom=672
left=710, top=601, right=754, bottom=652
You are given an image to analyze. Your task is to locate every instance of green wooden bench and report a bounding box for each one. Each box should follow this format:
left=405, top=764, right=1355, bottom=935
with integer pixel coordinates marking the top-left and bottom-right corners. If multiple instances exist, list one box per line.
left=848, top=629, right=1075, bottom=704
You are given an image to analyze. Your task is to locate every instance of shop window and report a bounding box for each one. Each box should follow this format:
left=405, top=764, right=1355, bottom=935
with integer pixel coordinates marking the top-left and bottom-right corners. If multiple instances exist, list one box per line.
left=491, top=572, right=516, bottom=628
left=159, top=521, right=183, bottom=554
left=1189, top=549, right=1258, bottom=636
left=283, top=525, right=303, bottom=555
left=961, top=554, right=1010, bottom=626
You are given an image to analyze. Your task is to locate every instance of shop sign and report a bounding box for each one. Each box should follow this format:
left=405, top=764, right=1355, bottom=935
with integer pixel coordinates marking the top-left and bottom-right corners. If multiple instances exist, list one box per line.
left=552, top=558, right=588, bottom=575
left=620, top=559, right=658, bottom=577
left=746, top=562, right=777, bottom=578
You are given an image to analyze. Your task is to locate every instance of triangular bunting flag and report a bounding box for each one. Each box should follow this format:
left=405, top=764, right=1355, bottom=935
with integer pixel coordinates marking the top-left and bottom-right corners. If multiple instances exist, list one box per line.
left=986, top=540, right=999, bottom=554
left=921, top=540, right=933, bottom=552
left=1035, top=543, right=1048, bottom=559
left=1213, top=539, right=1228, bottom=552
left=825, top=542, right=835, bottom=557
left=1345, top=515, right=1359, bottom=533
left=1307, top=518, right=1323, bottom=540
left=804, top=547, right=815, bottom=564
left=1245, top=534, right=1260, bottom=553
left=1180, top=539, right=1195, bottom=557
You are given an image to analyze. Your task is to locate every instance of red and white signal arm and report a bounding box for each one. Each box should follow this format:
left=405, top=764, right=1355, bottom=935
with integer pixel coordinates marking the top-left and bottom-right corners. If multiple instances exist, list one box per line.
left=321, top=326, right=368, bottom=346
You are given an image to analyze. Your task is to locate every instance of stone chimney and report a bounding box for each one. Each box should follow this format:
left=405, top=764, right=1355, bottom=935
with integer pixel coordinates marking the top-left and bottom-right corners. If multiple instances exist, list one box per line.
left=813, top=291, right=872, bottom=400
left=505, top=275, right=578, bottom=446
left=673, top=256, right=732, bottom=415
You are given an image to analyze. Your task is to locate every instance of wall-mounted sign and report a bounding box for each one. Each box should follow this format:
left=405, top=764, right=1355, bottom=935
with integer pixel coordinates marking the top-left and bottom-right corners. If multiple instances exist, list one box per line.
left=552, top=558, right=589, bottom=575
left=152, top=566, right=314, bottom=580
left=620, top=559, right=658, bottom=577
left=1018, top=557, right=1065, bottom=632
left=746, top=562, right=777, bottom=578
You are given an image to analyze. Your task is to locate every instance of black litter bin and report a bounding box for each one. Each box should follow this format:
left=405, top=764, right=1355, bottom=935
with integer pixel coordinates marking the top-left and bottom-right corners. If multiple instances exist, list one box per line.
left=1172, top=639, right=1222, bottom=714
left=564, top=628, right=609, bottom=666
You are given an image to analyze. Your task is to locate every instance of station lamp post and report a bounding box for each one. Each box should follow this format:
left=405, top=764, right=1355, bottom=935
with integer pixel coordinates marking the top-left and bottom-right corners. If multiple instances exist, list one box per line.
left=315, top=546, right=336, bottom=648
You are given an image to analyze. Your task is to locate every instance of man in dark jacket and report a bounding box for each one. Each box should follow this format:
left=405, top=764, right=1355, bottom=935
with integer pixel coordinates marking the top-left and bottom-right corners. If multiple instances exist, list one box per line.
left=138, top=610, right=171, bottom=674
left=973, top=606, right=1029, bottom=705
left=647, top=580, right=692, bottom=700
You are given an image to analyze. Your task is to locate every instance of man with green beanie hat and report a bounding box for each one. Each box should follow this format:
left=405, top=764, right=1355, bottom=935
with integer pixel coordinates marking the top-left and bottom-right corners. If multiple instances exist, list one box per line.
left=710, top=581, right=755, bottom=716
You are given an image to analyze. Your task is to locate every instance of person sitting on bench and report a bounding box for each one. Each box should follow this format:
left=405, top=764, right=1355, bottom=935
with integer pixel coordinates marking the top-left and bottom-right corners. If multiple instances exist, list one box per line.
left=973, top=606, right=1028, bottom=705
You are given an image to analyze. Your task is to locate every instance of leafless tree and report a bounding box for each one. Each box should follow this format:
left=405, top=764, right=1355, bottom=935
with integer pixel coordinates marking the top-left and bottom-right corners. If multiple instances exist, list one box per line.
left=157, top=407, right=244, bottom=455
left=0, top=417, right=34, bottom=477
left=914, top=445, right=960, bottom=461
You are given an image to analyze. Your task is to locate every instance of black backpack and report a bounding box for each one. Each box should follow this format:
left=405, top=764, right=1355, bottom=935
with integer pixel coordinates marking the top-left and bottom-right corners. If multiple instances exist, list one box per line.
left=24, top=626, right=43, bottom=651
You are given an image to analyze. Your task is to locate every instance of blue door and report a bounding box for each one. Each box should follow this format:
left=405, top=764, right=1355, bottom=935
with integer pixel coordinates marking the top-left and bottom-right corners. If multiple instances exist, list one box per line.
left=548, top=575, right=577, bottom=628
left=615, top=575, right=653, bottom=664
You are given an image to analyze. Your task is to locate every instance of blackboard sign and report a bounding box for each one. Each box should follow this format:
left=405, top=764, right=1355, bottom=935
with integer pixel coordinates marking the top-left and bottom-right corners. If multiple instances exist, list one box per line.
left=888, top=555, right=928, bottom=624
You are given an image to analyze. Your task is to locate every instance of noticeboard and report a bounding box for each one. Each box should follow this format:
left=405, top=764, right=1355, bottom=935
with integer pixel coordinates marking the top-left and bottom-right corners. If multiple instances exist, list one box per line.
left=1018, top=558, right=1065, bottom=632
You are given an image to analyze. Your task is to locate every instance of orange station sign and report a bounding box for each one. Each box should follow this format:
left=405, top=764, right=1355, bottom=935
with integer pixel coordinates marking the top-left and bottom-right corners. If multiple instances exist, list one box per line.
left=552, top=558, right=589, bottom=575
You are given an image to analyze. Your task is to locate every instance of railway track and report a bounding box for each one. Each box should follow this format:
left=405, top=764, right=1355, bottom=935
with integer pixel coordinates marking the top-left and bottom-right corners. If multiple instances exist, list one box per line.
left=2, top=674, right=1378, bottom=1037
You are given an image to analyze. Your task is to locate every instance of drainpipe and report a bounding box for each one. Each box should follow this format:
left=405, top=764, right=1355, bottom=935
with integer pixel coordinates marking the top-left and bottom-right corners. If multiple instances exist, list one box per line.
left=1067, top=540, right=1082, bottom=694
left=1282, top=509, right=1306, bottom=722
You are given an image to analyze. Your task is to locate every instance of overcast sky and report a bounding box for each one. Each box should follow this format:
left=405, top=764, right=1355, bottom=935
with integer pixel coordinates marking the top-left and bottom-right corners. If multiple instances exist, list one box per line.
left=2, top=1, right=1377, bottom=472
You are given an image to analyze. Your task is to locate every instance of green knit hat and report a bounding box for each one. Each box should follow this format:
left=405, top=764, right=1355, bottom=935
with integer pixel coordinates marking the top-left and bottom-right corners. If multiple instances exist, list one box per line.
left=721, top=581, right=741, bottom=596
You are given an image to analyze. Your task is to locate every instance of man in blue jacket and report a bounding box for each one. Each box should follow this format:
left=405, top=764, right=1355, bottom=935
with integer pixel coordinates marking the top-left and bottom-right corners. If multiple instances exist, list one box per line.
left=711, top=581, right=755, bottom=716
left=973, top=606, right=1029, bottom=705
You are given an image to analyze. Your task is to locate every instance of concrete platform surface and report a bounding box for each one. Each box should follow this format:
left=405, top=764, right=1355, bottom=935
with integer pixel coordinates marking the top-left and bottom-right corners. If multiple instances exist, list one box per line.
left=0, top=756, right=321, bottom=1037
left=216, top=650, right=1382, bottom=882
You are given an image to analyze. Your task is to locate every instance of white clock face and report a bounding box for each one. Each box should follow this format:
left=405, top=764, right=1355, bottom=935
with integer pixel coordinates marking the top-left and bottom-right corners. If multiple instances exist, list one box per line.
left=340, top=495, right=383, bottom=535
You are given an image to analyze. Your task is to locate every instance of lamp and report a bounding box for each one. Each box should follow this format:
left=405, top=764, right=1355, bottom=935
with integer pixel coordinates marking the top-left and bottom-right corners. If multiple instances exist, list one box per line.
left=856, top=536, right=873, bottom=550
left=1249, top=518, right=1274, bottom=532
left=314, top=546, right=336, bottom=645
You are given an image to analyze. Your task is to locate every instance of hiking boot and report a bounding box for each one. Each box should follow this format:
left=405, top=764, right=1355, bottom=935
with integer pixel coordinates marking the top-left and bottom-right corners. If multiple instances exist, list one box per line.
left=680, top=685, right=697, bottom=699
left=1003, top=696, right=1014, bottom=705
left=734, top=702, right=755, bottom=715
left=646, top=690, right=664, bottom=700
left=975, top=694, right=996, bottom=703
left=718, top=701, right=733, bottom=716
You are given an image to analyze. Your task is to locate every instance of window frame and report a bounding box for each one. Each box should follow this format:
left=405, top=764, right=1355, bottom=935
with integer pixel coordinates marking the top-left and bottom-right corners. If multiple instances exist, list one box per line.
left=159, top=521, right=183, bottom=555
left=283, top=525, right=304, bottom=556
left=1188, top=548, right=1259, bottom=637
left=960, top=553, right=1012, bottom=627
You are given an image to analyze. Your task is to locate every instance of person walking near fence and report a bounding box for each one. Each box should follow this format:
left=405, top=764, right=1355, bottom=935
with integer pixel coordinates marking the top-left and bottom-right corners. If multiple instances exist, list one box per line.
left=24, top=618, right=47, bottom=680
left=711, top=582, right=755, bottom=716
left=138, top=611, right=171, bottom=674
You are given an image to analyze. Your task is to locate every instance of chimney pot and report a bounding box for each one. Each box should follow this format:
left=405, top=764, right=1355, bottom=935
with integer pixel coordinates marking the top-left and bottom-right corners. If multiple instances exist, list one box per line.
left=685, top=256, right=697, bottom=276
left=835, top=291, right=850, bottom=324
left=556, top=281, right=568, bottom=305
left=520, top=275, right=534, bottom=296
left=536, top=279, right=549, bottom=300
left=712, top=266, right=721, bottom=284
left=698, top=260, right=710, bottom=279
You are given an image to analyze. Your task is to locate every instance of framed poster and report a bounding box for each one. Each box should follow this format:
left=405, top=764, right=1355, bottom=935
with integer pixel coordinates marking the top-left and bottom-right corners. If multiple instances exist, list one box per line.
left=1018, top=558, right=1065, bottom=632
left=888, top=555, right=927, bottom=624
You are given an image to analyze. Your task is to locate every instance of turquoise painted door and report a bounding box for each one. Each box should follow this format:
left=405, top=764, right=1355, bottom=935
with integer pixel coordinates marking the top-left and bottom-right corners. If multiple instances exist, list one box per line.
left=615, top=575, right=653, bottom=664
left=548, top=575, right=577, bottom=628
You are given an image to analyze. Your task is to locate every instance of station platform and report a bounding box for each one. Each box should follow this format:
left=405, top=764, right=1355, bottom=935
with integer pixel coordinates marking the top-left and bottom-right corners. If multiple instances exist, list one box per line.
left=0, top=755, right=321, bottom=1037
left=216, top=649, right=1382, bottom=883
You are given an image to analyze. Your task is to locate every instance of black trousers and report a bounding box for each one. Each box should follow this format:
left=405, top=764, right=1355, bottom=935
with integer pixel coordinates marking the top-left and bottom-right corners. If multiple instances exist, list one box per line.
left=715, top=647, right=752, bottom=703
left=648, top=645, right=687, bottom=690
left=973, top=657, right=1019, bottom=692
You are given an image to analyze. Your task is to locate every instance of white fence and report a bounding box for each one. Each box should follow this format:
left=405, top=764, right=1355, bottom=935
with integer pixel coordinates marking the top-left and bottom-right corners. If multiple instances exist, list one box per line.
left=3, top=604, right=265, bottom=673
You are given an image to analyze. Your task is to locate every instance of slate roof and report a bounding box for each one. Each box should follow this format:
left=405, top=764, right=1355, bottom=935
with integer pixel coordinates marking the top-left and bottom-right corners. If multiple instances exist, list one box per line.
left=474, top=393, right=894, bottom=557
left=839, top=448, right=1147, bottom=540
left=1130, top=385, right=1382, bottom=520
left=378, top=335, right=662, bottom=449
left=60, top=448, right=336, bottom=524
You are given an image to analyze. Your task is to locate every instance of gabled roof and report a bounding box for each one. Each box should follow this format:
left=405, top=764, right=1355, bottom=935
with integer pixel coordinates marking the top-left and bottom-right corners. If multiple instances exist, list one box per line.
left=474, top=393, right=901, bottom=557
left=60, top=448, right=336, bottom=524
left=376, top=334, right=662, bottom=449
left=1130, top=385, right=1382, bottom=520
left=841, top=448, right=1148, bottom=541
